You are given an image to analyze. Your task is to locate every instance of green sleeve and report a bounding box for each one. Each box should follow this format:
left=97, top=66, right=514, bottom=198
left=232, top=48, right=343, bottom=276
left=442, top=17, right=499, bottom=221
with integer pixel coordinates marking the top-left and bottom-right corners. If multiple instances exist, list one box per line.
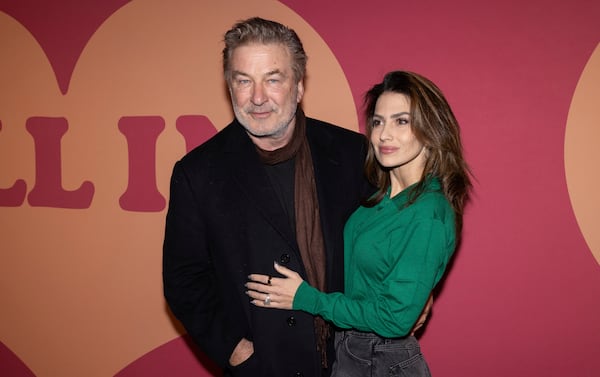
left=293, top=218, right=453, bottom=338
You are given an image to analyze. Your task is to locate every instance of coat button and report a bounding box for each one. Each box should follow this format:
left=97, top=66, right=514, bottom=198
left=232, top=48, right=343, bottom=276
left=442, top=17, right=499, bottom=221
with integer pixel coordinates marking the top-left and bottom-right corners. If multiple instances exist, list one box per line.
left=294, top=373, right=303, bottom=377
left=279, top=253, right=291, bottom=264
left=286, top=316, right=296, bottom=326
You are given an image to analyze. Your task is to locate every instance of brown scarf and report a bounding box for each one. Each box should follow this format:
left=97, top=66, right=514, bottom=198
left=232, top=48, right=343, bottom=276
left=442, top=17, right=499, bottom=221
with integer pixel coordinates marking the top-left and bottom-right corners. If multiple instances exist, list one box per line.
left=255, top=108, right=330, bottom=368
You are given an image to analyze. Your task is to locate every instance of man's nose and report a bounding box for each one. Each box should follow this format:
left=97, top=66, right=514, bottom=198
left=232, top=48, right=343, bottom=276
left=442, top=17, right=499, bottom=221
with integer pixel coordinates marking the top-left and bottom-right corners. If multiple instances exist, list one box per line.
left=251, top=83, right=267, bottom=105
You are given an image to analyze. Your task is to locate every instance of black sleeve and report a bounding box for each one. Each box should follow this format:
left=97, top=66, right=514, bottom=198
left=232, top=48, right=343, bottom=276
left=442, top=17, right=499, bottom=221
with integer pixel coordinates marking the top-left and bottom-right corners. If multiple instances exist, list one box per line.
left=162, top=161, right=245, bottom=369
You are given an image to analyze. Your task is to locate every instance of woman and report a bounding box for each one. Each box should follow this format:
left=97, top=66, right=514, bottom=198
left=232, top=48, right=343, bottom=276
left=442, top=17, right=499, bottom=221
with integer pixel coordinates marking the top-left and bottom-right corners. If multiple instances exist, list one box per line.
left=246, top=70, right=472, bottom=376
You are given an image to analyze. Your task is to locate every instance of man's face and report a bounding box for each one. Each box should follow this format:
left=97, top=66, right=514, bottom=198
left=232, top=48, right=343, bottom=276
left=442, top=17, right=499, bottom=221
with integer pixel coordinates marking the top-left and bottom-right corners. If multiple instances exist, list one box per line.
left=228, top=43, right=304, bottom=150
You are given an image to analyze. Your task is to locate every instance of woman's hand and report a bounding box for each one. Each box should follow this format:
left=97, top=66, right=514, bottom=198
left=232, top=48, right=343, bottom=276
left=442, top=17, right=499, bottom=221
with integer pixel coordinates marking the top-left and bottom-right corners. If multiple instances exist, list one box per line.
left=246, top=262, right=304, bottom=309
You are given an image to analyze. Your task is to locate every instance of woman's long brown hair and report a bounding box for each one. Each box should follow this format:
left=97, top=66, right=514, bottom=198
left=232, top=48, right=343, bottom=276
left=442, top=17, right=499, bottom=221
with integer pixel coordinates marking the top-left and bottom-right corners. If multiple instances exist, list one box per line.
left=363, top=71, right=472, bottom=234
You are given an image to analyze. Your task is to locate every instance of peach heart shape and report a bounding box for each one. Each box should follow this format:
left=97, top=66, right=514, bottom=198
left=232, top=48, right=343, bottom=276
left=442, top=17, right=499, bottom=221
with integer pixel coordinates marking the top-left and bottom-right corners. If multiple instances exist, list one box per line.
left=0, top=1, right=357, bottom=376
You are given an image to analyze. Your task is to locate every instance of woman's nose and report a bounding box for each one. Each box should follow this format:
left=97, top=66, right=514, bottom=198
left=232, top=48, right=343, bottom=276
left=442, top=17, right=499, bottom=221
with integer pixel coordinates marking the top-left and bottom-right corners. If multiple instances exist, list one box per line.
left=379, top=124, right=392, bottom=141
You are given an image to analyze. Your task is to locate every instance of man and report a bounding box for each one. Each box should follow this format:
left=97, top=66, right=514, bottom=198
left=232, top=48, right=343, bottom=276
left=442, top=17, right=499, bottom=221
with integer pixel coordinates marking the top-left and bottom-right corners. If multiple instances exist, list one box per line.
left=163, top=17, right=427, bottom=377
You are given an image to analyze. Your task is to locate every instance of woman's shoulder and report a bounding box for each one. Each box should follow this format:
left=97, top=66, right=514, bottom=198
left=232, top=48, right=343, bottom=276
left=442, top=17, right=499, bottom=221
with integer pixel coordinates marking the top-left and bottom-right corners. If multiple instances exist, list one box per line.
left=401, top=179, right=453, bottom=221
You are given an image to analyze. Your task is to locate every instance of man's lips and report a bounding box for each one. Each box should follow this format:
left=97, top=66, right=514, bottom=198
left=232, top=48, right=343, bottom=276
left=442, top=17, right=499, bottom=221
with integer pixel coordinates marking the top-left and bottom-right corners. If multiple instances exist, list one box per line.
left=249, top=110, right=272, bottom=119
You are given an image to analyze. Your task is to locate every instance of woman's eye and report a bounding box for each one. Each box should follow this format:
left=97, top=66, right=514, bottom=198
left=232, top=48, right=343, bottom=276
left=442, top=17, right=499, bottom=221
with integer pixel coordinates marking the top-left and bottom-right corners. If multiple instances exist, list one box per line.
left=396, top=118, right=410, bottom=125
left=371, top=119, right=382, bottom=127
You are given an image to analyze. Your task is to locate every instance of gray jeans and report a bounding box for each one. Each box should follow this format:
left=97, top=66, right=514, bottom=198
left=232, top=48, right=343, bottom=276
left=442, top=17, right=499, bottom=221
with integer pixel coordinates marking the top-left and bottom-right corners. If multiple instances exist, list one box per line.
left=331, top=330, right=432, bottom=377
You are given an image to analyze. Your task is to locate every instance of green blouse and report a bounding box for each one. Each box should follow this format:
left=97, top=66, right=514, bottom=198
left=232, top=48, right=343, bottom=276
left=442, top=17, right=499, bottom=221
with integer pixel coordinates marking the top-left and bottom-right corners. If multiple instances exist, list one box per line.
left=293, top=177, right=456, bottom=338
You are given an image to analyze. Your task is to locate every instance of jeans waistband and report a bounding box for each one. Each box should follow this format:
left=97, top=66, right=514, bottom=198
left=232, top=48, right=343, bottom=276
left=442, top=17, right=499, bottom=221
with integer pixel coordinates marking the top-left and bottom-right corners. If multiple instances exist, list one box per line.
left=339, top=329, right=414, bottom=341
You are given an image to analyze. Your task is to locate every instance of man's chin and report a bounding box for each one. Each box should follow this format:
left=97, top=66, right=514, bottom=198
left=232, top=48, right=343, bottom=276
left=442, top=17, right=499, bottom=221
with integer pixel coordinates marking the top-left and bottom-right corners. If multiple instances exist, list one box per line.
left=242, top=119, right=283, bottom=137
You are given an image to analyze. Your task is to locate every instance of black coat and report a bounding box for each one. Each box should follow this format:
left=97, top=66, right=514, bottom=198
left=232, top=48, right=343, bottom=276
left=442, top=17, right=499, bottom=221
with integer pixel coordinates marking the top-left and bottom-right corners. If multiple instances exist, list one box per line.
left=163, top=117, right=370, bottom=377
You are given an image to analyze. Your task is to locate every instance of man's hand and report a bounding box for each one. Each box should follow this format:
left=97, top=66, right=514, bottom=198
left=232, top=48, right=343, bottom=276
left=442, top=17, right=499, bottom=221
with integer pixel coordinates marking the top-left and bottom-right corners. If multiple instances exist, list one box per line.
left=229, top=338, right=254, bottom=366
left=411, top=294, right=433, bottom=336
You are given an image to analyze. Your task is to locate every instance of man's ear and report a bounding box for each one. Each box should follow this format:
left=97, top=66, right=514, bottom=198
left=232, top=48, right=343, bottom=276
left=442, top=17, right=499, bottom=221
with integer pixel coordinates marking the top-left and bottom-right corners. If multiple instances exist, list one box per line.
left=297, top=80, right=304, bottom=103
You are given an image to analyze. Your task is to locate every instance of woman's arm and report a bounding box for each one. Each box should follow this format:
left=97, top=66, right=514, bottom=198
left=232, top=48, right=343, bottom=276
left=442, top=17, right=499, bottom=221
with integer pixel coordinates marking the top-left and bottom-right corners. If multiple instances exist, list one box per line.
left=247, top=217, right=451, bottom=338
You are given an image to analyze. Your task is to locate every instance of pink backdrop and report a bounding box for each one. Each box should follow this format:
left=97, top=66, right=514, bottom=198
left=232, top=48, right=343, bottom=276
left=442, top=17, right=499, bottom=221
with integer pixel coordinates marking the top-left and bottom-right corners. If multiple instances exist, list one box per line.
left=1, top=1, right=599, bottom=376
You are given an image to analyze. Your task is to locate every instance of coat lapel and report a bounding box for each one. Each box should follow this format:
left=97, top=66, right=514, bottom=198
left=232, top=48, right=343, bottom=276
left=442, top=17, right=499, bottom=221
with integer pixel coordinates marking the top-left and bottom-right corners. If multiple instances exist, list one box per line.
left=306, top=121, right=343, bottom=287
left=224, top=122, right=298, bottom=249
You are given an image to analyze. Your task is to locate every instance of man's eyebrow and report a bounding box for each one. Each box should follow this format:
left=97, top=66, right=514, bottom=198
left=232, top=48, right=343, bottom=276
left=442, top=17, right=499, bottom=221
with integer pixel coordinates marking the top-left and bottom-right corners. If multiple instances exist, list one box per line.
left=231, top=70, right=285, bottom=78
left=265, top=69, right=284, bottom=77
left=231, top=70, right=249, bottom=77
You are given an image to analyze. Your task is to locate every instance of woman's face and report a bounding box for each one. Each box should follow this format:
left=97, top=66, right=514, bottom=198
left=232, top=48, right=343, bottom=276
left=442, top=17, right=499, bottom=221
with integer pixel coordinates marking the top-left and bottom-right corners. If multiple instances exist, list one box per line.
left=370, top=92, right=426, bottom=176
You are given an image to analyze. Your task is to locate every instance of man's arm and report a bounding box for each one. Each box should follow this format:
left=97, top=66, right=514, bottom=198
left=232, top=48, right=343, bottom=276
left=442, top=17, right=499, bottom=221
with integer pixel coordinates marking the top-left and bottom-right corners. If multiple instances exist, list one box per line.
left=163, top=161, right=248, bottom=368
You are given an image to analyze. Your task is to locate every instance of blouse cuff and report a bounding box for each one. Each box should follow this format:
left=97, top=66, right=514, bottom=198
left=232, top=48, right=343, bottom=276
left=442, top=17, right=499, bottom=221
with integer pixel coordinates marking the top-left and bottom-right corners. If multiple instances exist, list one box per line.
left=292, top=281, right=320, bottom=313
